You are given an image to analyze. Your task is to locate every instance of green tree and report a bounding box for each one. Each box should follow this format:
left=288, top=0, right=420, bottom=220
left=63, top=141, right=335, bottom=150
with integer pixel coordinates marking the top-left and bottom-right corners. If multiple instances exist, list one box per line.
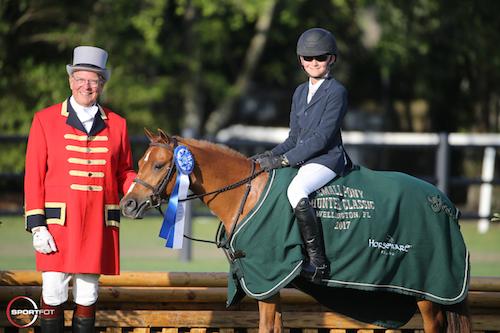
left=2, top=0, right=500, bottom=157
left=366, top=0, right=500, bottom=132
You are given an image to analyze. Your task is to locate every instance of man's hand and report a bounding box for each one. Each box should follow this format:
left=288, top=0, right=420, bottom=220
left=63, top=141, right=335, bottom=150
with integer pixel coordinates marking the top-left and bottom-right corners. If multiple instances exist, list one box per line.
left=257, top=155, right=289, bottom=171
left=32, top=226, right=57, bottom=254
left=249, top=150, right=273, bottom=161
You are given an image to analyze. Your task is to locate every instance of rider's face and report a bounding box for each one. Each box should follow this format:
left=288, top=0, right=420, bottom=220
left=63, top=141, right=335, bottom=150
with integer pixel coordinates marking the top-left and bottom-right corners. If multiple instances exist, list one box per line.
left=300, top=54, right=335, bottom=81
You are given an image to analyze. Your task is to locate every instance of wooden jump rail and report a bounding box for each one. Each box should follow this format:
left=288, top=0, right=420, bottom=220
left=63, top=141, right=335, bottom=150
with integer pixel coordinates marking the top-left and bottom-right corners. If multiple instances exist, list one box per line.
left=1, top=271, right=499, bottom=332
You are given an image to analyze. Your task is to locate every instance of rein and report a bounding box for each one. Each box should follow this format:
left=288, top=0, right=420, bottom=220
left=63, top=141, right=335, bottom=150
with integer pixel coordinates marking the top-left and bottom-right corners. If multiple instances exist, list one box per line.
left=181, top=161, right=263, bottom=252
left=132, top=138, right=265, bottom=251
left=180, top=166, right=264, bottom=202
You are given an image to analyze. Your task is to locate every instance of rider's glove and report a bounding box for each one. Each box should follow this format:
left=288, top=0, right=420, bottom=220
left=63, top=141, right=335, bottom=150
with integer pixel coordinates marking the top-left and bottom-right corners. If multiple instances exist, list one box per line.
left=249, top=150, right=273, bottom=161
left=32, top=226, right=57, bottom=254
left=257, top=155, right=289, bottom=171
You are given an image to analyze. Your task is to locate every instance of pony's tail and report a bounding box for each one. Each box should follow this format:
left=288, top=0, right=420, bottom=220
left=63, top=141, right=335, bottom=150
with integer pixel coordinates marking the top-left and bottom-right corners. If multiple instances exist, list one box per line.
left=444, top=297, right=472, bottom=333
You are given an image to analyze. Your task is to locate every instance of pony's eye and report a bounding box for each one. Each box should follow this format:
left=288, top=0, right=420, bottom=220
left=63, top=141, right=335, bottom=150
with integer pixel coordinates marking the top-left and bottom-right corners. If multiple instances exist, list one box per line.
left=153, top=163, right=164, bottom=171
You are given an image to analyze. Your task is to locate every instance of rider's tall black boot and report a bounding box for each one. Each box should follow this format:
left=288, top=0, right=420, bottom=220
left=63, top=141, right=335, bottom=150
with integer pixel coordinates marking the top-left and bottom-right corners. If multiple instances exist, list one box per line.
left=40, top=298, right=65, bottom=333
left=72, top=303, right=96, bottom=333
left=294, top=197, right=329, bottom=282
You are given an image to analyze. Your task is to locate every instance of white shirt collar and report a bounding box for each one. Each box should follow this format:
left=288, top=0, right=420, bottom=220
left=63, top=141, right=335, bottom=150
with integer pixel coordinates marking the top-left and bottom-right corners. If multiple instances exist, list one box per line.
left=69, top=96, right=99, bottom=132
left=308, top=77, right=326, bottom=91
left=307, top=77, right=326, bottom=103
left=70, top=96, right=98, bottom=118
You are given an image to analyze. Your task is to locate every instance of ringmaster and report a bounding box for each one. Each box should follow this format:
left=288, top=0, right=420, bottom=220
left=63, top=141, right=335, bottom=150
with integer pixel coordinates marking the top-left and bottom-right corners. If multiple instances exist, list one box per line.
left=24, top=46, right=136, bottom=333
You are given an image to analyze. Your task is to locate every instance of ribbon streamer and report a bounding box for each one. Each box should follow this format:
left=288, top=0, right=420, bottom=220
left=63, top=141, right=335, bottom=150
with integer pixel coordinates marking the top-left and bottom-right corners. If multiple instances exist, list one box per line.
left=159, top=146, right=194, bottom=249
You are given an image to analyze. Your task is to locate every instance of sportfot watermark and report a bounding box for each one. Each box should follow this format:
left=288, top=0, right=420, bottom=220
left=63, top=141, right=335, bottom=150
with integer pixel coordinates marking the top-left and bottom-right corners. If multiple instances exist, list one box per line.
left=5, top=296, right=55, bottom=328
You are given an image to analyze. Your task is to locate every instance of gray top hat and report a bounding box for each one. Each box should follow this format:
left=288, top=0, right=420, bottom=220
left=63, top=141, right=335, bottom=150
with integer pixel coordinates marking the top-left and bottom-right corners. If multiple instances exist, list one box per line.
left=66, top=46, right=111, bottom=81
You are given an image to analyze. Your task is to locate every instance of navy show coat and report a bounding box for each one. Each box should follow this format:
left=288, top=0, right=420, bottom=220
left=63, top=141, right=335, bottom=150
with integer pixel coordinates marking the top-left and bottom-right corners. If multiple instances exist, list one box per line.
left=271, top=76, right=352, bottom=175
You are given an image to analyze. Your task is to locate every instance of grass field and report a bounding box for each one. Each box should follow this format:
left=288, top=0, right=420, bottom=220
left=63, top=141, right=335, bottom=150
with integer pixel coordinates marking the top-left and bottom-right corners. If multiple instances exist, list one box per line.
left=0, top=215, right=499, bottom=276
left=0, top=215, right=229, bottom=272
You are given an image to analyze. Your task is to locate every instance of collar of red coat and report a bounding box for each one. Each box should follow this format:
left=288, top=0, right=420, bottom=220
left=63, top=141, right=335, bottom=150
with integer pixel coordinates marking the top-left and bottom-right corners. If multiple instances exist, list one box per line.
left=61, top=98, right=107, bottom=136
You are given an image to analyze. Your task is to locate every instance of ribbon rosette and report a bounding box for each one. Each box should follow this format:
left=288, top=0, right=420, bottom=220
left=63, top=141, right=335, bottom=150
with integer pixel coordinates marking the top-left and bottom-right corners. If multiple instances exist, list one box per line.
left=159, top=146, right=194, bottom=248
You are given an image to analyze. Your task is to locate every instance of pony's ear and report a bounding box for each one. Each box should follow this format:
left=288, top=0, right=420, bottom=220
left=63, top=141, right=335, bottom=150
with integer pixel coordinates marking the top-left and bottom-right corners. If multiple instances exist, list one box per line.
left=157, top=128, right=170, bottom=144
left=144, top=128, right=155, bottom=142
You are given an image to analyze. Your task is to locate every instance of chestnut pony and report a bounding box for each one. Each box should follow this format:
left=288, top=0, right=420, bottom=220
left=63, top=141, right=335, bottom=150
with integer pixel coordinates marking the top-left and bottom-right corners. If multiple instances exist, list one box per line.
left=120, top=129, right=471, bottom=333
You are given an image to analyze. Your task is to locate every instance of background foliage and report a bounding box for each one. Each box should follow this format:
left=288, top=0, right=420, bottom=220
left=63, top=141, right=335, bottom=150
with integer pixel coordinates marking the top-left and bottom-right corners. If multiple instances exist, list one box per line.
left=2, top=0, right=500, bottom=174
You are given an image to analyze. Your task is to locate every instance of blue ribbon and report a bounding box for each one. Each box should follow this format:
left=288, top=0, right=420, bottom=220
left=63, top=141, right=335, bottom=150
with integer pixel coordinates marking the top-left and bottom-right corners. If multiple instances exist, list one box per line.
left=159, top=175, right=181, bottom=246
left=158, top=146, right=194, bottom=249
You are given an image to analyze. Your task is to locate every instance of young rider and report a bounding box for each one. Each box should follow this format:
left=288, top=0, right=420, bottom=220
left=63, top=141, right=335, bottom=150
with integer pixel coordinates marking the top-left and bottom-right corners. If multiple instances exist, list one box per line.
left=254, top=27, right=352, bottom=282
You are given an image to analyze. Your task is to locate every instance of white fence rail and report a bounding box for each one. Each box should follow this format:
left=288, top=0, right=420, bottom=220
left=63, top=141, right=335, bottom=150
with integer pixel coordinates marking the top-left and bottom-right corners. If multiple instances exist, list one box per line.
left=217, top=126, right=500, bottom=233
left=217, top=125, right=500, bottom=147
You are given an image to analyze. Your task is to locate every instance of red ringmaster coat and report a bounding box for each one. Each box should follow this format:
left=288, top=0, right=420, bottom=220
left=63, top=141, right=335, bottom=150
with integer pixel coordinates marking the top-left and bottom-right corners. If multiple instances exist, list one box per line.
left=24, top=99, right=136, bottom=275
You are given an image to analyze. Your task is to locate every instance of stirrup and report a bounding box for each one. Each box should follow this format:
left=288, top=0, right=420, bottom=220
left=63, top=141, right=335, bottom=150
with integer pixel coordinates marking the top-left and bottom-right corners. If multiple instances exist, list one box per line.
left=300, top=262, right=329, bottom=282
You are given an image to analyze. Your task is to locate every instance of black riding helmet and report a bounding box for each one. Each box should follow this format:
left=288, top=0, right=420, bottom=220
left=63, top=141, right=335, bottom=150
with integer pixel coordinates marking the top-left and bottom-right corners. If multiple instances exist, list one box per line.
left=296, top=28, right=337, bottom=58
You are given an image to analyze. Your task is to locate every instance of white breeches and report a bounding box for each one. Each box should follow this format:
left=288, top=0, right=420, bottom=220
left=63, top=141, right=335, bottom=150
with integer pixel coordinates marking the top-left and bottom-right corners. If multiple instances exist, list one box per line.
left=287, top=163, right=337, bottom=208
left=42, top=272, right=100, bottom=306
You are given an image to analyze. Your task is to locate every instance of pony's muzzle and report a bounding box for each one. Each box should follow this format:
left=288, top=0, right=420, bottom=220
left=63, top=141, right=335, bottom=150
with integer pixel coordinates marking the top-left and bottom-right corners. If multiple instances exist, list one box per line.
left=120, top=198, right=139, bottom=218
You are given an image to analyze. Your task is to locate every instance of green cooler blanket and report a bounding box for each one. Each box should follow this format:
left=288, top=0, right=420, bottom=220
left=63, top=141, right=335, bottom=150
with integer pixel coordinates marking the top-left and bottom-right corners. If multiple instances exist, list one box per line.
left=225, top=166, right=469, bottom=328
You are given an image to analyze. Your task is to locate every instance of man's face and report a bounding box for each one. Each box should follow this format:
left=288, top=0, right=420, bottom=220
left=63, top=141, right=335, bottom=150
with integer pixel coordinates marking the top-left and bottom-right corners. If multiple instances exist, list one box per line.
left=69, top=70, right=104, bottom=107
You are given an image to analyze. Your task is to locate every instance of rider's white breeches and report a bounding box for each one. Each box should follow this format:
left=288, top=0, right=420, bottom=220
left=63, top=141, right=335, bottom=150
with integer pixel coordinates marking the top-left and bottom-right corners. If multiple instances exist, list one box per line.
left=287, top=163, right=337, bottom=208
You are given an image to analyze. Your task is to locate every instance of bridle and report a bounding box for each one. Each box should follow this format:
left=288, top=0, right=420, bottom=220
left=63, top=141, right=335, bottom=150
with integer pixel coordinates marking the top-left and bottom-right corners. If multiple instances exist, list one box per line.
left=131, top=137, right=265, bottom=254
left=132, top=139, right=179, bottom=209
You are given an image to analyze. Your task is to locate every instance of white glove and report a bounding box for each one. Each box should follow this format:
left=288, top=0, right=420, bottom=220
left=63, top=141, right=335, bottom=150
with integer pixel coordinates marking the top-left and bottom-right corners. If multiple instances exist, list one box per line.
left=32, top=226, right=57, bottom=254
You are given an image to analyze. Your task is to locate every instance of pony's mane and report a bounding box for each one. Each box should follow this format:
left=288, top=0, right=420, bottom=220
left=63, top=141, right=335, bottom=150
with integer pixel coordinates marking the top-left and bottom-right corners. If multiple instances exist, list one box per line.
left=150, top=134, right=248, bottom=160
left=183, top=137, right=248, bottom=160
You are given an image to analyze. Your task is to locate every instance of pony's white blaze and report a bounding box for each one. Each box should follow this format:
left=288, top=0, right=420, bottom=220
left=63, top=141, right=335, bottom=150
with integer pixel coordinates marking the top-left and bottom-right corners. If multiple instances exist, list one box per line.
left=126, top=148, right=152, bottom=194
left=126, top=182, right=136, bottom=194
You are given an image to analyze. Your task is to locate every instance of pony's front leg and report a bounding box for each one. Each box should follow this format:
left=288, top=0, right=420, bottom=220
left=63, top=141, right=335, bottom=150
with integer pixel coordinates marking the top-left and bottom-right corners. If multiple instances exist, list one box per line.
left=258, top=293, right=283, bottom=333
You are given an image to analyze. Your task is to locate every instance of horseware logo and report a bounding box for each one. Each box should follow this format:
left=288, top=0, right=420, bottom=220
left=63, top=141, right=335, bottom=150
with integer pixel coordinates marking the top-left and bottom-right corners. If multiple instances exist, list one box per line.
left=5, top=296, right=54, bottom=328
left=368, top=234, right=412, bottom=256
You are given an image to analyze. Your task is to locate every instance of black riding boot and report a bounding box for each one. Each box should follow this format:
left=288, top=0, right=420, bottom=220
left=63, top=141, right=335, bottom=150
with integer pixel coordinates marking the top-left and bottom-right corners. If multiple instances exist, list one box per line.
left=294, top=197, right=329, bottom=282
left=72, top=303, right=96, bottom=333
left=40, top=299, right=64, bottom=333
